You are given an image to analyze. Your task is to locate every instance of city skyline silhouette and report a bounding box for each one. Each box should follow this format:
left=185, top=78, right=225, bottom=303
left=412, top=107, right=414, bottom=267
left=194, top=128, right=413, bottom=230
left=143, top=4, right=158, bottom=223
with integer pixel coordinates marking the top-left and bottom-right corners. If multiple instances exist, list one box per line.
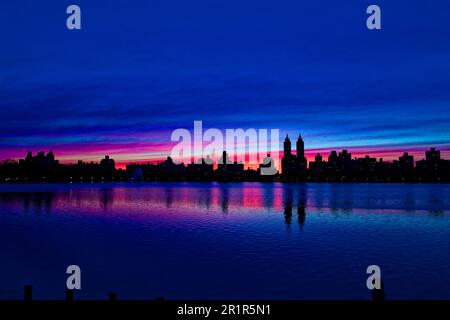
left=1, top=134, right=449, bottom=182
left=2, top=2, right=450, bottom=169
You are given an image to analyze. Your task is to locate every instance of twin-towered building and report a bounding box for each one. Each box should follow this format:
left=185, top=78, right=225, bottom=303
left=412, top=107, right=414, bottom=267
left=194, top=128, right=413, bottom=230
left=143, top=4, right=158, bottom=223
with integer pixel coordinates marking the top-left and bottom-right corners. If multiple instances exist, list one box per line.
left=280, top=134, right=450, bottom=182
left=281, top=134, right=307, bottom=181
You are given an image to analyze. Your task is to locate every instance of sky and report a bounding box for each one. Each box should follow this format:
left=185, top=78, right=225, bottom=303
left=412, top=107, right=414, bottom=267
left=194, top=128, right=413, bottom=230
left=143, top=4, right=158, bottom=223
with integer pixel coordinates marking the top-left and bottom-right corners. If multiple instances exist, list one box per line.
left=1, top=0, right=450, bottom=168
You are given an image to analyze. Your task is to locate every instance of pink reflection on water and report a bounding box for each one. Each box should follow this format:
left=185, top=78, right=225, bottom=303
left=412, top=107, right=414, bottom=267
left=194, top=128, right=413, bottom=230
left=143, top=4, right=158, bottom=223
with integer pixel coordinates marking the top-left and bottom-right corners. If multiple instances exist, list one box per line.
left=0, top=184, right=448, bottom=221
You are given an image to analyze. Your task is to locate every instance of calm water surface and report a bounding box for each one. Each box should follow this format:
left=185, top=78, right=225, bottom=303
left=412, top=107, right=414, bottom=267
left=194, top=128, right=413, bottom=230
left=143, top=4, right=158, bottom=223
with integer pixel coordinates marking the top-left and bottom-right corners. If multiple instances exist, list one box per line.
left=0, top=182, right=450, bottom=300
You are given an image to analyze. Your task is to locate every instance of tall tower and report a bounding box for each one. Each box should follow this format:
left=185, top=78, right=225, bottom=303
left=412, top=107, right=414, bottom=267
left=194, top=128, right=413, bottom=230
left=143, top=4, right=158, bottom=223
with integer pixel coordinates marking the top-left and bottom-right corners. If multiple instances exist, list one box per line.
left=284, top=134, right=291, bottom=156
left=220, top=150, right=230, bottom=164
left=296, top=134, right=304, bottom=159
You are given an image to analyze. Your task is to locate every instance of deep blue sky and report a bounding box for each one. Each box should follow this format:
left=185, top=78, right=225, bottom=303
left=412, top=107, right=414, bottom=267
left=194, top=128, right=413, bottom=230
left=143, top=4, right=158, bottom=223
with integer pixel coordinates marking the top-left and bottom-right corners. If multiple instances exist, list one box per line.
left=1, top=0, right=450, bottom=163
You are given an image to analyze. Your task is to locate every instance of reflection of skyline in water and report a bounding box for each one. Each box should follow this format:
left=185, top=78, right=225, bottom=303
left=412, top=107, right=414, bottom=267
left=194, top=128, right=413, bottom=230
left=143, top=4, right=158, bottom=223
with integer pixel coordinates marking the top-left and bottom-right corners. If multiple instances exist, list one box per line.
left=0, top=183, right=448, bottom=218
left=1, top=183, right=450, bottom=300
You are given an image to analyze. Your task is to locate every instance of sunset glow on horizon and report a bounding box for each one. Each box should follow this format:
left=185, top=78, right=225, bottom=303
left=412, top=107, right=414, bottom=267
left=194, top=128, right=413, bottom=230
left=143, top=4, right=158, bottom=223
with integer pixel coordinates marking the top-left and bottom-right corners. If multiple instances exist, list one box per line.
left=1, top=1, right=450, bottom=168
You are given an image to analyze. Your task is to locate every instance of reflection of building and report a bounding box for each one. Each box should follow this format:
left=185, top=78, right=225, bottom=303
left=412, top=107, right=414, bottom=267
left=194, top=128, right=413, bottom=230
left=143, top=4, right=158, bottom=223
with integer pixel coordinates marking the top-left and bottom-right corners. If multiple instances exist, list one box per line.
left=297, top=206, right=306, bottom=225
left=284, top=206, right=292, bottom=225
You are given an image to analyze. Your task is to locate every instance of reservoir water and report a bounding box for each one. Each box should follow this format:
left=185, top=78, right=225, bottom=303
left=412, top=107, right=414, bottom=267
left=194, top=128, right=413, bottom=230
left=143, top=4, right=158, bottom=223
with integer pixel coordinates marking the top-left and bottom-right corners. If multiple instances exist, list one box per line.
left=0, top=182, right=449, bottom=299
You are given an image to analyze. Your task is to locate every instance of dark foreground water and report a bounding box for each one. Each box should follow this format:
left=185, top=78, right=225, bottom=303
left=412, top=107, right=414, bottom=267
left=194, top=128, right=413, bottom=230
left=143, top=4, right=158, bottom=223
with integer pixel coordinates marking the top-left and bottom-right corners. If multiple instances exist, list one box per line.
left=0, top=182, right=450, bottom=300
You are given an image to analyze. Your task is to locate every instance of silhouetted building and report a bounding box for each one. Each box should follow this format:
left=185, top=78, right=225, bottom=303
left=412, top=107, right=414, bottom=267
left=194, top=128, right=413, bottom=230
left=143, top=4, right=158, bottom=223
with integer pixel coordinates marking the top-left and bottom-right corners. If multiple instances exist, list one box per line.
left=426, top=148, right=440, bottom=162
left=309, top=153, right=325, bottom=178
left=216, top=151, right=244, bottom=181
left=417, top=148, right=450, bottom=182
left=329, top=150, right=338, bottom=164
left=99, top=155, right=115, bottom=178
left=282, top=134, right=307, bottom=181
left=187, top=156, right=214, bottom=180
left=283, top=135, right=291, bottom=157
left=399, top=152, right=414, bottom=169
left=296, top=134, right=307, bottom=173
left=16, top=151, right=59, bottom=181
left=315, top=153, right=322, bottom=163
left=390, top=152, right=415, bottom=181
left=159, top=156, right=186, bottom=180
left=1, top=144, right=450, bottom=183
left=243, top=167, right=260, bottom=181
